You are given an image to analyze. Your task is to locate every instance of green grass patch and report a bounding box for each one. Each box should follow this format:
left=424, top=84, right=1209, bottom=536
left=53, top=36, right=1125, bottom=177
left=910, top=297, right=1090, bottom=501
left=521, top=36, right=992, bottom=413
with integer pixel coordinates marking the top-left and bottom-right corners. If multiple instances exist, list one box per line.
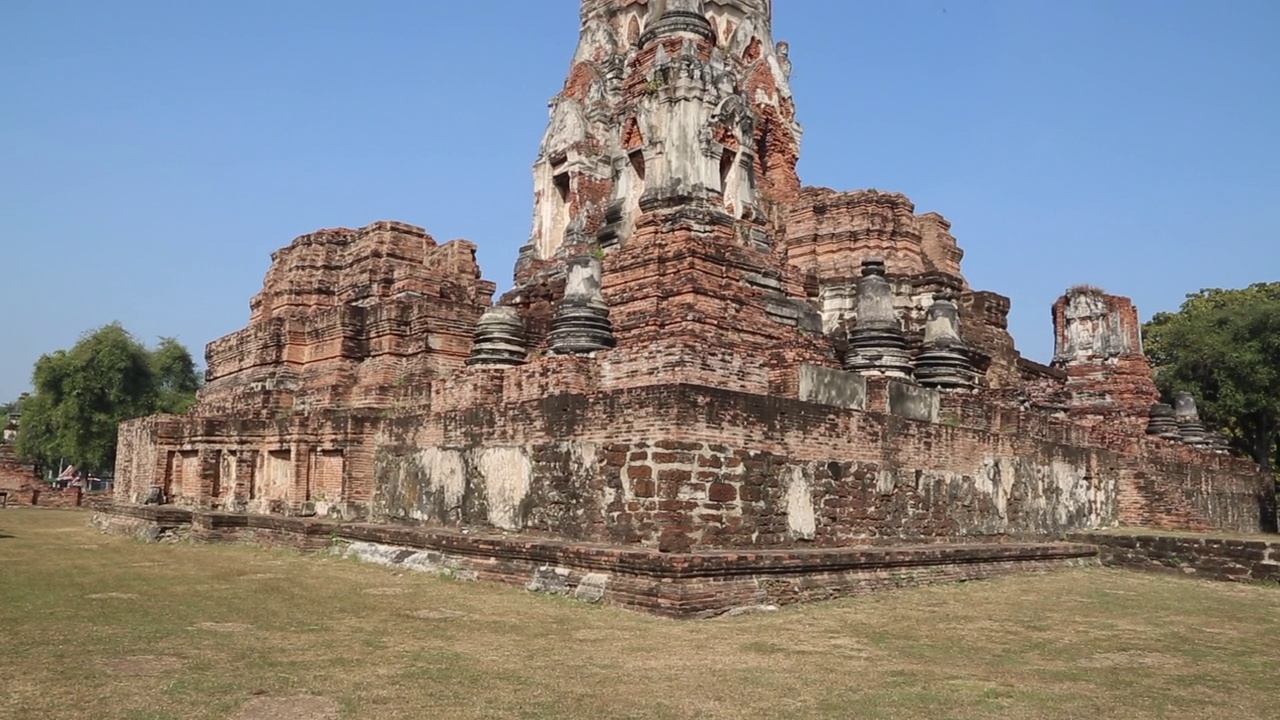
left=2, top=509, right=1279, bottom=719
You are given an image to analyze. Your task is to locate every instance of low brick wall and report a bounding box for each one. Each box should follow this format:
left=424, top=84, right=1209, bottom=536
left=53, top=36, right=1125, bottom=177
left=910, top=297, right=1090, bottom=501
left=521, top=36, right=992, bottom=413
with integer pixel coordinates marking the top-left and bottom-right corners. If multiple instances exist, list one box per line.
left=332, top=531, right=1096, bottom=618
left=1072, top=532, right=1280, bottom=584
left=191, top=512, right=336, bottom=552
left=3, top=486, right=83, bottom=509
left=90, top=503, right=192, bottom=541
left=96, top=505, right=1098, bottom=618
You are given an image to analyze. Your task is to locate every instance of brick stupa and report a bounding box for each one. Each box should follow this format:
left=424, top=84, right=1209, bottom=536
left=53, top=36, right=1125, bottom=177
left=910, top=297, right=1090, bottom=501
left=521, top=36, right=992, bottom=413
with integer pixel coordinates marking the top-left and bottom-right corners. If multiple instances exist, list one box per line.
left=104, top=0, right=1273, bottom=616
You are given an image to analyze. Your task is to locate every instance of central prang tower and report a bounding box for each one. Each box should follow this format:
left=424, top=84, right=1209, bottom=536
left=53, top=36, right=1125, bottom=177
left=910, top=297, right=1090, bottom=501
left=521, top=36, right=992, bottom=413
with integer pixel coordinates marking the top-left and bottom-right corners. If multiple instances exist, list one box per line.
left=506, top=0, right=815, bottom=373
left=516, top=0, right=799, bottom=269
left=503, top=0, right=829, bottom=390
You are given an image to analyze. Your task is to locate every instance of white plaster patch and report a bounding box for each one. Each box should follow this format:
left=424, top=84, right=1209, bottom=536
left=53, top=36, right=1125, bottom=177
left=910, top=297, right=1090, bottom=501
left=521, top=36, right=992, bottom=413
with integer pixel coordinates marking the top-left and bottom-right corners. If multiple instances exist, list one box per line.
left=1051, top=460, right=1091, bottom=525
left=785, top=467, right=817, bottom=540
left=574, top=573, right=609, bottom=603
left=340, top=541, right=477, bottom=581
left=416, top=447, right=466, bottom=511
left=263, top=450, right=293, bottom=502
left=1059, top=293, right=1131, bottom=361
left=477, top=447, right=533, bottom=531
left=976, top=457, right=1016, bottom=519
left=924, top=312, right=961, bottom=344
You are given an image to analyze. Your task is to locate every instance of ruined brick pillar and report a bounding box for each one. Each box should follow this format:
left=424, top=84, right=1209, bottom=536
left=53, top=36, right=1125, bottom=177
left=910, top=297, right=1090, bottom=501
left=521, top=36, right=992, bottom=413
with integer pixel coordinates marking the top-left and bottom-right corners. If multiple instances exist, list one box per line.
left=1051, top=287, right=1160, bottom=433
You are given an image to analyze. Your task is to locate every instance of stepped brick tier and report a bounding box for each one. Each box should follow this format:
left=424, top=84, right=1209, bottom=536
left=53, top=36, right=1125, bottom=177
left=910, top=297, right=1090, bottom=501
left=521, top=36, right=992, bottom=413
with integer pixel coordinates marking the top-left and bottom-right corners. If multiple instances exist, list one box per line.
left=92, top=505, right=1098, bottom=618
left=105, top=0, right=1275, bottom=613
left=1073, top=531, right=1280, bottom=585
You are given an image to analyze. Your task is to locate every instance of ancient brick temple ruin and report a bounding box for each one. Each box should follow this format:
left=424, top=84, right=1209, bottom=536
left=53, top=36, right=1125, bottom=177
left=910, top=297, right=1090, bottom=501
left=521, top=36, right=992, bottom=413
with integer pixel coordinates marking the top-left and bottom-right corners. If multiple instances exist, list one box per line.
left=0, top=409, right=71, bottom=508
left=102, top=0, right=1274, bottom=616
left=0, top=412, right=40, bottom=500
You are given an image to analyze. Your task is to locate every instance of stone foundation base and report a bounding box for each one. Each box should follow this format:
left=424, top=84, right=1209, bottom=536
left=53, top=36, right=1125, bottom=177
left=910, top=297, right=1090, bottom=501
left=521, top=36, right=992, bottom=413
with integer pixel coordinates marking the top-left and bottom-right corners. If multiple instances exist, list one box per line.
left=90, top=503, right=194, bottom=542
left=94, top=504, right=1099, bottom=618
left=1073, top=531, right=1280, bottom=584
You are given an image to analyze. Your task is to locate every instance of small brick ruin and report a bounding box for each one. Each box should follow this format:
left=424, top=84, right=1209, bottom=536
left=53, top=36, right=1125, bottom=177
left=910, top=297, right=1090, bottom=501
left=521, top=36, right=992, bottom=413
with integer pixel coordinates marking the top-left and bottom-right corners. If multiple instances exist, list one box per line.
left=103, top=1, right=1275, bottom=613
left=0, top=442, right=43, bottom=506
left=0, top=412, right=78, bottom=508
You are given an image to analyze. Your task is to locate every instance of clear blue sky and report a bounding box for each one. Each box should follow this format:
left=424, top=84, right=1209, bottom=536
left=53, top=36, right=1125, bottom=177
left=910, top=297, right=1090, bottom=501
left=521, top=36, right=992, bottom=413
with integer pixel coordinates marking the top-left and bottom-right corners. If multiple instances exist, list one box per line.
left=2, top=0, right=1277, bottom=402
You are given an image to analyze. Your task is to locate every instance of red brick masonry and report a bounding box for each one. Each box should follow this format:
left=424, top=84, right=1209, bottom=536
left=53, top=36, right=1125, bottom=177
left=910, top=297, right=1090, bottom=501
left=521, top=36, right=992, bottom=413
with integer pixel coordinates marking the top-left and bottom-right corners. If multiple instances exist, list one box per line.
left=94, top=504, right=1097, bottom=618
left=3, top=486, right=83, bottom=509
left=1076, top=532, right=1280, bottom=584
left=105, top=1, right=1277, bottom=608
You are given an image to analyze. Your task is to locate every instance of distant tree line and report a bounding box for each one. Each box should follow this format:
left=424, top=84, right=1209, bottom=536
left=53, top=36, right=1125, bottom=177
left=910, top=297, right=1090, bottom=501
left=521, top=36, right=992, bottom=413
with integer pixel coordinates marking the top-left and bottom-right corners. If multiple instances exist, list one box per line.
left=1144, top=281, right=1280, bottom=478
left=8, top=323, right=201, bottom=477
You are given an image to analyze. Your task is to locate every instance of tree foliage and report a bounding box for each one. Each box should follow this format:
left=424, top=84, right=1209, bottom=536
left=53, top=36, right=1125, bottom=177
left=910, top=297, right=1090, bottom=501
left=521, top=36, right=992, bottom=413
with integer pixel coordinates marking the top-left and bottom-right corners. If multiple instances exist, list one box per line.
left=150, top=336, right=201, bottom=414
left=1144, top=282, right=1280, bottom=475
left=15, top=324, right=202, bottom=474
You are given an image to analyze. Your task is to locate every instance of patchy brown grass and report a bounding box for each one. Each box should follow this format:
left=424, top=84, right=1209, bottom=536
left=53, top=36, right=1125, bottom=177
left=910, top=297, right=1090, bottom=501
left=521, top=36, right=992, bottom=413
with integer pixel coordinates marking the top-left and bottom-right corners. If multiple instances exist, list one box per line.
left=2, top=509, right=1280, bottom=720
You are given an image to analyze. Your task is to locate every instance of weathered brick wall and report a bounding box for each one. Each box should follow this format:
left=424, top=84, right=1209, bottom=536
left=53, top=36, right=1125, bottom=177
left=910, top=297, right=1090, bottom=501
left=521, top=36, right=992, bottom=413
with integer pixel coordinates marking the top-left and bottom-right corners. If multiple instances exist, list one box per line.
left=90, top=504, right=192, bottom=542
left=82, top=492, right=113, bottom=512
left=114, top=415, right=182, bottom=504
left=1115, top=450, right=1274, bottom=534
left=9, top=485, right=82, bottom=508
left=0, top=450, right=40, bottom=489
left=1078, top=532, right=1280, bottom=583
left=97, top=506, right=1098, bottom=618
left=115, top=336, right=1270, bottom=547
left=114, top=412, right=379, bottom=517
left=0, top=443, right=41, bottom=492
left=198, top=221, right=495, bottom=416
left=785, top=188, right=929, bottom=277
left=957, top=290, right=1021, bottom=388
left=368, top=381, right=1271, bottom=550
left=917, top=212, right=965, bottom=280
left=600, top=206, right=838, bottom=397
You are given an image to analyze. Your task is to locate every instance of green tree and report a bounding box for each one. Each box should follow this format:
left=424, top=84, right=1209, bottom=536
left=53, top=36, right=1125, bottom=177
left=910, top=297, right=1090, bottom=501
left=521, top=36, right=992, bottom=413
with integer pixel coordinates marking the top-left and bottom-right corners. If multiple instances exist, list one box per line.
left=150, top=337, right=201, bottom=414
left=1144, top=282, right=1280, bottom=476
left=15, top=324, right=201, bottom=475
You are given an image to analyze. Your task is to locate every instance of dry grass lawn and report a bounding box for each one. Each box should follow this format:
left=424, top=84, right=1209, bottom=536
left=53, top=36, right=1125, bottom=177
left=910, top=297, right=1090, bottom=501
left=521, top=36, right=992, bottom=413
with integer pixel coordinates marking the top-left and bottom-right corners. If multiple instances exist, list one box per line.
left=2, top=509, right=1279, bottom=719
